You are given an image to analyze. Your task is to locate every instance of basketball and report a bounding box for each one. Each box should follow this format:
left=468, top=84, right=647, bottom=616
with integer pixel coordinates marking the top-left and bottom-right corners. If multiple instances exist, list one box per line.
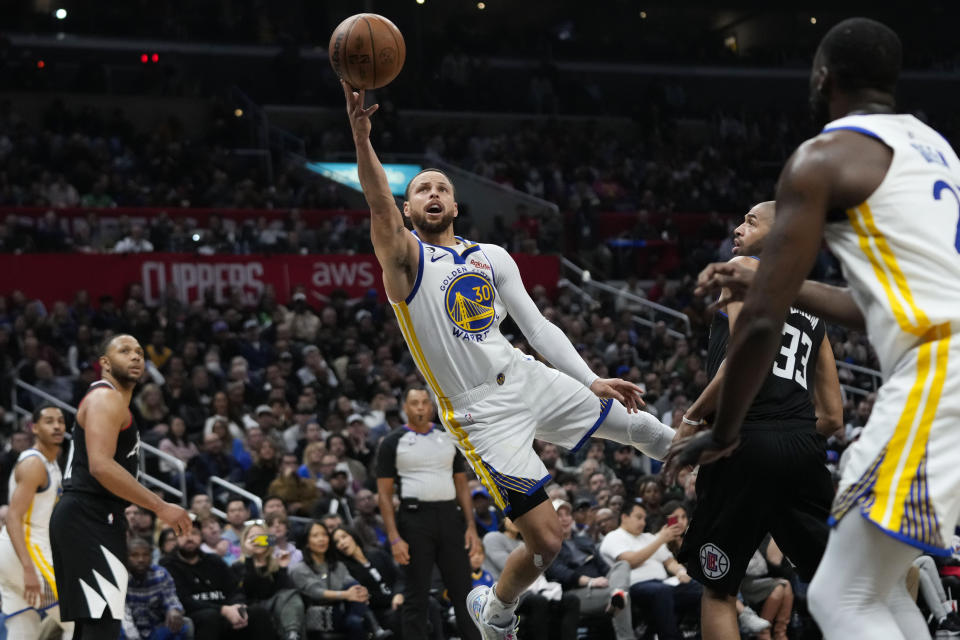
left=328, top=13, right=406, bottom=90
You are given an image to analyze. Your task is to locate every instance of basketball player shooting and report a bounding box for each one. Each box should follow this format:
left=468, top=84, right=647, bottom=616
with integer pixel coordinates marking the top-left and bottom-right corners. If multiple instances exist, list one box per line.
left=342, top=79, right=677, bottom=640
left=668, top=18, right=960, bottom=640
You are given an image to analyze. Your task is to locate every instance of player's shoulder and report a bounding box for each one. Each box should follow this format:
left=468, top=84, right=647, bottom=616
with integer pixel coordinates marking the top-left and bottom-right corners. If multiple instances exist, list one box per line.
left=14, top=451, right=47, bottom=482
left=476, top=242, right=511, bottom=260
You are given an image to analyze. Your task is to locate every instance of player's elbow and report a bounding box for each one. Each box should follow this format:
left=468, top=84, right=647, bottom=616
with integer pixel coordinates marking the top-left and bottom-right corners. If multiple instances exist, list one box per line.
left=88, top=456, right=110, bottom=479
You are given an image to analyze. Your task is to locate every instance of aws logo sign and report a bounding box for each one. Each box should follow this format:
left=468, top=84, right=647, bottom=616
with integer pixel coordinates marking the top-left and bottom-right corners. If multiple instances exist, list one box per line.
left=445, top=272, right=495, bottom=334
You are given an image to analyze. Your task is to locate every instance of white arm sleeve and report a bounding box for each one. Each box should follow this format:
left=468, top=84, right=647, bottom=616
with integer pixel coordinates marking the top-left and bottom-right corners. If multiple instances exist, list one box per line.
left=489, top=246, right=598, bottom=388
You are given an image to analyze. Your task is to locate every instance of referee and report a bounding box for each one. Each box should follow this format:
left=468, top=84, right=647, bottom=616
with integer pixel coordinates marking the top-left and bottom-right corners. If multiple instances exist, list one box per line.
left=376, top=386, right=482, bottom=640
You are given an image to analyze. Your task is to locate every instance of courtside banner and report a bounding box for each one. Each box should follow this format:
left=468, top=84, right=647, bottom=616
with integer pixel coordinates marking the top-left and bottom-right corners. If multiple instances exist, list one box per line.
left=0, top=253, right=558, bottom=307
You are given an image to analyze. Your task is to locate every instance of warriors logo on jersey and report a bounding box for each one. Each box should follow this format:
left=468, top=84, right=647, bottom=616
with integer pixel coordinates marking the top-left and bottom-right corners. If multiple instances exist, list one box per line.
left=445, top=272, right=496, bottom=334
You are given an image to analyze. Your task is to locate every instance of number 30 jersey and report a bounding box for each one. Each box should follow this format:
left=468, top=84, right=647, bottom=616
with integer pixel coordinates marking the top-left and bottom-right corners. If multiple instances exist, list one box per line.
left=706, top=302, right=824, bottom=426
left=392, top=235, right=523, bottom=400
left=822, top=114, right=960, bottom=379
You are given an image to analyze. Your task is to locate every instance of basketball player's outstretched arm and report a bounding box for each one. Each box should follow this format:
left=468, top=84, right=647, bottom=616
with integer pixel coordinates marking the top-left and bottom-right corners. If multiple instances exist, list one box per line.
left=669, top=130, right=890, bottom=468
left=342, top=80, right=419, bottom=302
left=489, top=245, right=644, bottom=411
left=695, top=261, right=866, bottom=329
left=6, top=457, right=47, bottom=607
left=84, top=390, right=192, bottom=534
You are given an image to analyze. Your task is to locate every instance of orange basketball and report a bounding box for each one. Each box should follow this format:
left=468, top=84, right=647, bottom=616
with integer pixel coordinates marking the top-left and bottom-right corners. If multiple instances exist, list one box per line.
left=328, top=13, right=406, bottom=90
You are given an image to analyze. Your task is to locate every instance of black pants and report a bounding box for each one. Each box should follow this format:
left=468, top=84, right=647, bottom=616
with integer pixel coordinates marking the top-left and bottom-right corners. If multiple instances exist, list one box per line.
left=518, top=591, right=580, bottom=640
left=398, top=500, right=480, bottom=640
left=189, top=605, right=274, bottom=639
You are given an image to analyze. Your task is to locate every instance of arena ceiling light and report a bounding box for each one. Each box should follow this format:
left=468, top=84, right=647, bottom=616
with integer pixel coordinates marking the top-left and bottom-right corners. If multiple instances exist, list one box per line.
left=55, top=8, right=67, bottom=19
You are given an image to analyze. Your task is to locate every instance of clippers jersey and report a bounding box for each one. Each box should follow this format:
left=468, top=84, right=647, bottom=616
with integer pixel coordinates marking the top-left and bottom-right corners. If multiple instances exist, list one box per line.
left=706, top=304, right=824, bottom=425
left=391, top=236, right=524, bottom=399
left=821, top=113, right=960, bottom=552
left=63, top=379, right=140, bottom=508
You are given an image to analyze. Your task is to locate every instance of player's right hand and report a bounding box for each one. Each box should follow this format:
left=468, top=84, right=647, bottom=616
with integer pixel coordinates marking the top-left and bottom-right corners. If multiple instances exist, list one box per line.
left=590, top=378, right=645, bottom=412
left=342, top=79, right=379, bottom=140
left=695, top=261, right=756, bottom=310
left=156, top=502, right=192, bottom=537
left=23, top=566, right=41, bottom=608
left=391, top=537, right=410, bottom=565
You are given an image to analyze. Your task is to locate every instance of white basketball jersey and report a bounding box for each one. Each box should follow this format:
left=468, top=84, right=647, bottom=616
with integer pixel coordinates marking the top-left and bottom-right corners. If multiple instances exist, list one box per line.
left=1, top=449, right=62, bottom=543
left=822, top=114, right=960, bottom=378
left=392, top=235, right=523, bottom=400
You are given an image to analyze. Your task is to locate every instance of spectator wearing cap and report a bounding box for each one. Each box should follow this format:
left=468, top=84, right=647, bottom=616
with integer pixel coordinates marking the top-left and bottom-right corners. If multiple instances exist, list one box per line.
left=238, top=318, right=273, bottom=372
left=344, top=413, right=374, bottom=470
left=375, top=386, right=480, bottom=640
left=313, top=466, right=355, bottom=525
left=545, top=499, right=634, bottom=640
left=284, top=291, right=319, bottom=343
left=472, top=486, right=502, bottom=536
left=599, top=499, right=701, bottom=640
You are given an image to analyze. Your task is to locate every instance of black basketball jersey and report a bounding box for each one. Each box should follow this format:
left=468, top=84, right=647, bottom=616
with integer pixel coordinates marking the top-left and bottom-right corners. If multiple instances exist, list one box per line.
left=63, top=380, right=141, bottom=507
left=706, top=305, right=825, bottom=425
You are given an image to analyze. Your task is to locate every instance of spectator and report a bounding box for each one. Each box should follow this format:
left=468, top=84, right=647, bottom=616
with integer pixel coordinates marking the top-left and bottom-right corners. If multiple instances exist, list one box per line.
left=599, top=499, right=702, bottom=640
left=741, top=537, right=794, bottom=640
left=290, top=521, right=380, bottom=637
left=472, top=486, right=501, bottom=536
left=297, top=441, right=328, bottom=487
left=313, top=467, right=355, bottom=525
left=268, top=453, right=319, bottom=516
left=326, top=432, right=366, bottom=488
left=115, top=224, right=154, bottom=253
left=134, top=382, right=170, bottom=432
left=545, top=499, right=633, bottom=640
left=284, top=292, right=319, bottom=343
left=231, top=521, right=305, bottom=640
left=331, top=526, right=400, bottom=636
left=189, top=431, right=243, bottom=491
left=161, top=519, right=273, bottom=640
left=352, top=488, right=387, bottom=548
left=158, top=416, right=199, bottom=476
left=266, top=511, right=303, bottom=567
left=125, top=536, right=190, bottom=640
left=32, top=360, right=73, bottom=405
left=199, top=516, right=239, bottom=565
left=246, top=439, right=281, bottom=499
left=221, top=498, right=249, bottom=546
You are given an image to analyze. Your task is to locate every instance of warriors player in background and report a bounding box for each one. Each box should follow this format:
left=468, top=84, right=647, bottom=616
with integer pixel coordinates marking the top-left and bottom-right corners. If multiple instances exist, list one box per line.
left=51, top=335, right=192, bottom=640
left=673, top=17, right=960, bottom=640
left=0, top=405, right=74, bottom=639
left=343, top=79, right=676, bottom=640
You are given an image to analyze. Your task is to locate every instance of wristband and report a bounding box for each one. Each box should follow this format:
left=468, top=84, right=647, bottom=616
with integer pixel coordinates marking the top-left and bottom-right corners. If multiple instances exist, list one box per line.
left=681, top=416, right=702, bottom=426
left=390, top=537, right=402, bottom=546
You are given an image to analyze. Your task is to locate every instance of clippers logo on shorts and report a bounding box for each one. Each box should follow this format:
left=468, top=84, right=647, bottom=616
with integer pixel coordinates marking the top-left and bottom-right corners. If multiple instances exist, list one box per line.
left=699, top=543, right=730, bottom=579
left=444, top=272, right=496, bottom=336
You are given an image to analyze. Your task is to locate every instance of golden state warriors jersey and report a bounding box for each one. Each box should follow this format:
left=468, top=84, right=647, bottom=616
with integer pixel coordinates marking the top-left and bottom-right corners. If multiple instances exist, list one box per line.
left=392, top=235, right=523, bottom=400
left=822, top=114, right=960, bottom=378
left=2, top=449, right=62, bottom=542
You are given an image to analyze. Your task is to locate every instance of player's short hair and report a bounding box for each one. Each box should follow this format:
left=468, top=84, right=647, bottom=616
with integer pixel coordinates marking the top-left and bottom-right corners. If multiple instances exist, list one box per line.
left=31, top=403, right=63, bottom=423
left=817, top=17, right=901, bottom=94
left=98, top=332, right=137, bottom=357
left=403, top=168, right=455, bottom=201
left=401, top=385, right=429, bottom=403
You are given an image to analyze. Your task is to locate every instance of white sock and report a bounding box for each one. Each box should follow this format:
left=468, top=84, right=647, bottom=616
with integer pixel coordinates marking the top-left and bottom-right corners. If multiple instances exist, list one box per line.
left=483, top=582, right=518, bottom=627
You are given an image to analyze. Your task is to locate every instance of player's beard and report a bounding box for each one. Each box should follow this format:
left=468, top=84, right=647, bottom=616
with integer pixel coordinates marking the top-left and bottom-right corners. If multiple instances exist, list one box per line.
left=411, top=208, right=455, bottom=235
left=106, top=358, right=140, bottom=388
left=809, top=85, right=831, bottom=129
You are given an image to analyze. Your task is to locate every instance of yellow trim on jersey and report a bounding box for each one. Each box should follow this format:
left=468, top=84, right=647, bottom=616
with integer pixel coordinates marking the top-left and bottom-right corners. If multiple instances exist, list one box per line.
left=847, top=204, right=930, bottom=336
left=392, top=301, right=507, bottom=511
left=869, top=325, right=950, bottom=530
left=23, top=501, right=57, bottom=599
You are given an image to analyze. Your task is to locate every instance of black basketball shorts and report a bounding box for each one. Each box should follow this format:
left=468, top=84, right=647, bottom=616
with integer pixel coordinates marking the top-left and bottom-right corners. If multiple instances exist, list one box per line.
left=678, top=423, right=835, bottom=596
left=50, top=491, right=129, bottom=622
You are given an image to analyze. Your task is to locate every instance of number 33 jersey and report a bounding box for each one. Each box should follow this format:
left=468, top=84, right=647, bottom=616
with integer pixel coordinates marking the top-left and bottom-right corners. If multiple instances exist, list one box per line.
left=821, top=113, right=960, bottom=553
left=706, top=300, right=824, bottom=427
left=822, top=113, right=960, bottom=378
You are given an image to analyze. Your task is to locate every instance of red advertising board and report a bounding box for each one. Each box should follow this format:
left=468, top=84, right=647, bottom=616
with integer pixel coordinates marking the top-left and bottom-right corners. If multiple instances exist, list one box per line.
left=1, top=253, right=559, bottom=307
